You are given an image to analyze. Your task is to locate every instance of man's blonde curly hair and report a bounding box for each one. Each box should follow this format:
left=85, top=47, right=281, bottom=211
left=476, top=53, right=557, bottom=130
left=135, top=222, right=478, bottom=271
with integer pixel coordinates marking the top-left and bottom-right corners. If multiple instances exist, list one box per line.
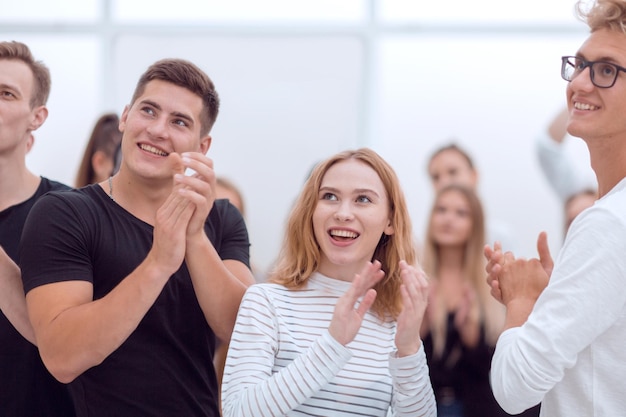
left=578, top=0, right=626, bottom=34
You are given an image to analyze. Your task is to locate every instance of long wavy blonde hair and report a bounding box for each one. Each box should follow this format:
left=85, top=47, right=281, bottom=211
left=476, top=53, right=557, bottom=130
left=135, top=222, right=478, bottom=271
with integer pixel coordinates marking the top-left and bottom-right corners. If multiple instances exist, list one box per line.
left=421, top=184, right=504, bottom=356
left=268, top=148, right=417, bottom=320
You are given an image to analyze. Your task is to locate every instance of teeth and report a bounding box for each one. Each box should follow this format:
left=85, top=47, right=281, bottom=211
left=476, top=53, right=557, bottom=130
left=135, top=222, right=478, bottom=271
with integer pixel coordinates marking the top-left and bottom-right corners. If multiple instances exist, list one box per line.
left=140, top=144, right=168, bottom=156
left=574, top=102, right=598, bottom=110
left=330, top=229, right=358, bottom=239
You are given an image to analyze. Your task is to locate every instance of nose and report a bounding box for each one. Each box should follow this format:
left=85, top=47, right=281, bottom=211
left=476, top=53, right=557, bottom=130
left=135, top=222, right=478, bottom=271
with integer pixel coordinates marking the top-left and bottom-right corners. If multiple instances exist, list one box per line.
left=146, top=116, right=169, bottom=139
left=334, top=201, right=354, bottom=221
left=569, top=65, right=595, bottom=92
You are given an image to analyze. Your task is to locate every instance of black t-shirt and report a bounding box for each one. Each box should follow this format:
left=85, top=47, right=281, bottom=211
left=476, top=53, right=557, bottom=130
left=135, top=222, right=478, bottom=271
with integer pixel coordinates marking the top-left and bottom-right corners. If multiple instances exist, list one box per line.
left=19, top=184, right=251, bottom=417
left=0, top=177, right=75, bottom=417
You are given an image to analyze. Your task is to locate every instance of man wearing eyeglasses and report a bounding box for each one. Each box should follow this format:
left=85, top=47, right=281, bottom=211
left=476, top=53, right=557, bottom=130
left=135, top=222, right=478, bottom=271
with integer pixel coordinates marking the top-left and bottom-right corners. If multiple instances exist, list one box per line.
left=484, top=0, right=626, bottom=416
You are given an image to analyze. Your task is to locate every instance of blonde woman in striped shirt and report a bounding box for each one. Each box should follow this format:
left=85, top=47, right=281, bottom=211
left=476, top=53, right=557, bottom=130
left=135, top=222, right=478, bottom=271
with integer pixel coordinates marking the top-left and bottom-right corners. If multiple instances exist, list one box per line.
left=222, top=148, right=436, bottom=416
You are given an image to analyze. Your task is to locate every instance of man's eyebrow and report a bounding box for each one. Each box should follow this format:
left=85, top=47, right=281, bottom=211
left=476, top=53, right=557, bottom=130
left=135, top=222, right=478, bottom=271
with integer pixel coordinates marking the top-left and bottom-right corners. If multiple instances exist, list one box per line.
left=0, top=82, right=21, bottom=96
left=140, top=98, right=161, bottom=110
left=140, top=99, right=194, bottom=124
left=576, top=52, right=622, bottom=64
left=171, top=111, right=194, bottom=125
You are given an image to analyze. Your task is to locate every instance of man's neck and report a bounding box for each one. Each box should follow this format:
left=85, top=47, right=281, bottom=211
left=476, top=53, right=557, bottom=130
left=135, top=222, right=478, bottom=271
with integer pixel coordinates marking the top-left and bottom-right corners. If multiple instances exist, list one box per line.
left=586, top=135, right=626, bottom=198
left=106, top=172, right=173, bottom=226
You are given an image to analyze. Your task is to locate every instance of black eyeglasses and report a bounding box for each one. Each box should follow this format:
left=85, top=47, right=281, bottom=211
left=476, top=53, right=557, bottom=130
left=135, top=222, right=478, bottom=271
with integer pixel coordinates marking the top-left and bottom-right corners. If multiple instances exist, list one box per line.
left=561, top=55, right=626, bottom=88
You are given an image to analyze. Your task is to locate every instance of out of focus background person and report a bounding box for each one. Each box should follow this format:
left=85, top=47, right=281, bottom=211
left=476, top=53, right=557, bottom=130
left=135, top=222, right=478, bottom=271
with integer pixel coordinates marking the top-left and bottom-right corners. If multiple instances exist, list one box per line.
left=426, top=143, right=517, bottom=252
left=74, top=112, right=122, bottom=188
left=535, top=107, right=597, bottom=236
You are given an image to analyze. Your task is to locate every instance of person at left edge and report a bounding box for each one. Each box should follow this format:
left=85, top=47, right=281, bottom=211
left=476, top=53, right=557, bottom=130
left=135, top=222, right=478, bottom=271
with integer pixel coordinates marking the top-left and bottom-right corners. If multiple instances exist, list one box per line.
left=0, top=40, right=76, bottom=417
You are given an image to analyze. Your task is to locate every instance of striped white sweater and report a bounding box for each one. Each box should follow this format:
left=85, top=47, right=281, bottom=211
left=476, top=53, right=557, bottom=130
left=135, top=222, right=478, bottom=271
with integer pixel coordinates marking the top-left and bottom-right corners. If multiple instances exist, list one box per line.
left=221, top=272, right=436, bottom=417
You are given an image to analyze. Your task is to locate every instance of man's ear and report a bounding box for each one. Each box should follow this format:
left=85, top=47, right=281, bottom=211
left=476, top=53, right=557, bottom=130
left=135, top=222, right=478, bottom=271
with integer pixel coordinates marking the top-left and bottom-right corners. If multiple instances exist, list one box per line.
left=29, top=106, right=48, bottom=131
left=119, top=105, right=130, bottom=132
left=200, top=135, right=212, bottom=154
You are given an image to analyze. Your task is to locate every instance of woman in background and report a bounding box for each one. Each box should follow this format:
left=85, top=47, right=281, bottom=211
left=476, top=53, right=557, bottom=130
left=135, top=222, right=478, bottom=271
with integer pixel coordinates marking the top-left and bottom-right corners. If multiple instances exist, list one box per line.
left=74, top=113, right=122, bottom=187
left=421, top=183, right=524, bottom=417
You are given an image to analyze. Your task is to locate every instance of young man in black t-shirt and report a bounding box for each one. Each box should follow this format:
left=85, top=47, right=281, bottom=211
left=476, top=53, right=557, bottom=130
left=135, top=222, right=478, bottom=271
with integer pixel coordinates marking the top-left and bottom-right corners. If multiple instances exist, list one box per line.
left=20, top=58, right=255, bottom=416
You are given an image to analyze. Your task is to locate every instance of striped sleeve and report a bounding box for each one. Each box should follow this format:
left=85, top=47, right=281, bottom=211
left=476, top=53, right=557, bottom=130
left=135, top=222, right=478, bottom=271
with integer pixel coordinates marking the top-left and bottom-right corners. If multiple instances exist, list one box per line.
left=221, top=285, right=352, bottom=417
left=388, top=345, right=437, bottom=417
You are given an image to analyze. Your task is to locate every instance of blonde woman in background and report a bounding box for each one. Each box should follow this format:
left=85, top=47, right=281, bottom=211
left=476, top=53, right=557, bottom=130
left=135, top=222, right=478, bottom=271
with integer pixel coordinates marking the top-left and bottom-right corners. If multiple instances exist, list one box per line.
left=421, top=184, right=538, bottom=417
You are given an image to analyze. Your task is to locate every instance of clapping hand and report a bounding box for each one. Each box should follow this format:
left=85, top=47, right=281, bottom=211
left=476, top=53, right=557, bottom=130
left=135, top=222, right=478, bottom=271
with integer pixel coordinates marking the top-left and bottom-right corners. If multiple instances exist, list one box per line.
left=485, top=232, right=553, bottom=307
left=328, top=261, right=385, bottom=346
left=395, top=261, right=429, bottom=357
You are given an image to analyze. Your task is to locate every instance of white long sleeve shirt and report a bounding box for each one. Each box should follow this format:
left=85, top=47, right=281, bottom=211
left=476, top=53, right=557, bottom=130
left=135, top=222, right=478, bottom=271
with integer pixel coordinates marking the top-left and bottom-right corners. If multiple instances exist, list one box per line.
left=490, top=177, right=626, bottom=416
left=221, top=272, right=436, bottom=417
